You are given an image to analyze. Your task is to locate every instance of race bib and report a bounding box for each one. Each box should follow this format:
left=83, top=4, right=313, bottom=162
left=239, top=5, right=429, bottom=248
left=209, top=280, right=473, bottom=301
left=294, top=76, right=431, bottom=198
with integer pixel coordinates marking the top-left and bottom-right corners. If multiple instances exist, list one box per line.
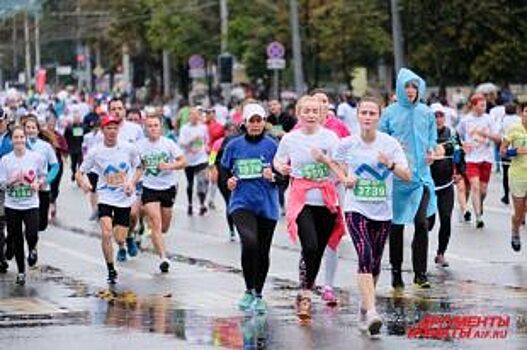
left=190, top=139, right=204, bottom=151
left=353, top=179, right=387, bottom=201
left=236, top=158, right=263, bottom=179
left=270, top=125, right=284, bottom=136
left=301, top=163, right=329, bottom=180
left=8, top=184, right=32, bottom=200
left=72, top=127, right=84, bottom=137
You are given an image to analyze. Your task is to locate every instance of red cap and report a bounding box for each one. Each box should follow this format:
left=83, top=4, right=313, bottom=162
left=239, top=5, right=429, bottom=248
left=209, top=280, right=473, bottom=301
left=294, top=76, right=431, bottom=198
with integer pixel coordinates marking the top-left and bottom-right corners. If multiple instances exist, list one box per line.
left=470, top=93, right=485, bottom=106
left=100, top=114, right=120, bottom=127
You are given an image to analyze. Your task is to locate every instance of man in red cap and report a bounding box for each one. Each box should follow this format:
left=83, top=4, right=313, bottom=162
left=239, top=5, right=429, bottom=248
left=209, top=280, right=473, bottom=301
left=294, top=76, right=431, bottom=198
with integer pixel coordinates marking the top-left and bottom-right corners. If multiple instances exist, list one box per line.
left=75, top=114, right=142, bottom=284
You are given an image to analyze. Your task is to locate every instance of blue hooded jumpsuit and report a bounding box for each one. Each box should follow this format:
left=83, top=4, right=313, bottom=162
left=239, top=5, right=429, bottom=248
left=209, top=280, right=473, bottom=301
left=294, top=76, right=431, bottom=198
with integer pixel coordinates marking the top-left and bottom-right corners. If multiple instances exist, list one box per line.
left=379, top=68, right=437, bottom=275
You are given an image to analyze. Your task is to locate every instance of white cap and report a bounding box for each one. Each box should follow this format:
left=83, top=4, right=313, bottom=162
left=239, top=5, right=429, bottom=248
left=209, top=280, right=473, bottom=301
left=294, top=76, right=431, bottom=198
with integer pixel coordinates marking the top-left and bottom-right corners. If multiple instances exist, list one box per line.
left=242, top=103, right=266, bottom=121
left=430, top=102, right=445, bottom=115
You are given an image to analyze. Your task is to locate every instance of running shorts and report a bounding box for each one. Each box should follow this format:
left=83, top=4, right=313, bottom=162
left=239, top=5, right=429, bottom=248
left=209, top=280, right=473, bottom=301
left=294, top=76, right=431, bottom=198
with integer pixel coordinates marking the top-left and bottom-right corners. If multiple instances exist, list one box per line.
left=98, top=203, right=131, bottom=227
left=141, top=186, right=177, bottom=208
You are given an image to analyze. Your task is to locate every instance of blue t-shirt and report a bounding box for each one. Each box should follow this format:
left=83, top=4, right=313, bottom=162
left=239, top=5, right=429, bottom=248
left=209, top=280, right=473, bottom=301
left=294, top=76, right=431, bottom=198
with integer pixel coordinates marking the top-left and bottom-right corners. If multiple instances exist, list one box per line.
left=221, top=135, right=279, bottom=221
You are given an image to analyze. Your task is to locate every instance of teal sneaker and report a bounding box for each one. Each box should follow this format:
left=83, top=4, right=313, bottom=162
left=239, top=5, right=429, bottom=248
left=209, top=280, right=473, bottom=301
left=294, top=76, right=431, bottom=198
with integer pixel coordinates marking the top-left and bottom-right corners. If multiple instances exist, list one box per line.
left=252, top=297, right=267, bottom=315
left=116, top=248, right=127, bottom=262
left=238, top=292, right=255, bottom=311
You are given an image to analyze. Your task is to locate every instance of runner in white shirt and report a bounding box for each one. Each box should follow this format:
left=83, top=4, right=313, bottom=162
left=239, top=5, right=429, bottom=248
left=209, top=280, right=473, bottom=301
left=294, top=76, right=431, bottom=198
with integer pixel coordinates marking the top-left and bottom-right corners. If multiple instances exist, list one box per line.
left=0, top=126, right=47, bottom=285
left=178, top=107, right=210, bottom=216
left=333, top=96, right=410, bottom=337
left=456, top=94, right=501, bottom=228
left=82, top=122, right=101, bottom=220
left=137, top=114, right=186, bottom=273
left=76, top=114, right=142, bottom=284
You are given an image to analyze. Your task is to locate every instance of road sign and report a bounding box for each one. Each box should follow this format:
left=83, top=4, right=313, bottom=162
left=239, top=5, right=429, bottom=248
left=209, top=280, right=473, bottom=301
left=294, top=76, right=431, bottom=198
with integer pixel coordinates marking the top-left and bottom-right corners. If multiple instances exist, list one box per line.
left=93, top=65, right=104, bottom=78
left=266, top=41, right=285, bottom=59
left=56, top=66, right=72, bottom=76
left=188, top=54, right=205, bottom=69
left=267, top=58, right=286, bottom=70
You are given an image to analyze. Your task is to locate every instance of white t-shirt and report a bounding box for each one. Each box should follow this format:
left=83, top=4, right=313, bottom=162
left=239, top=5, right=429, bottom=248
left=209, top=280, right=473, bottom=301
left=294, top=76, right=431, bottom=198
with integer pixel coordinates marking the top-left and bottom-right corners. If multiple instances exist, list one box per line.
left=137, top=137, right=184, bottom=190
left=334, top=133, right=408, bottom=221
left=457, top=113, right=499, bottom=163
left=79, top=142, right=140, bottom=208
left=337, top=102, right=358, bottom=135
left=27, top=138, right=58, bottom=192
left=178, top=123, right=209, bottom=166
left=0, top=150, right=46, bottom=210
left=275, top=127, right=339, bottom=205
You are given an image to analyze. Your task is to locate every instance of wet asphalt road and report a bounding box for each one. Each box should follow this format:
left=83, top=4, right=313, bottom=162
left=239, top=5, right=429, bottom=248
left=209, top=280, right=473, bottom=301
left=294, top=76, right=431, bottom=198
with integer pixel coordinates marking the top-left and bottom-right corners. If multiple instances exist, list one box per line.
left=0, top=168, right=526, bottom=349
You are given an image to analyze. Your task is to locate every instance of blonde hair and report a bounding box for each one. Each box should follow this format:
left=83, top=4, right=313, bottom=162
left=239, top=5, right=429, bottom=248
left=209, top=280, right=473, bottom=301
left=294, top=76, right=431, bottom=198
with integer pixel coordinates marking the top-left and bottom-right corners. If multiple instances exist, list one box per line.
left=295, top=95, right=321, bottom=117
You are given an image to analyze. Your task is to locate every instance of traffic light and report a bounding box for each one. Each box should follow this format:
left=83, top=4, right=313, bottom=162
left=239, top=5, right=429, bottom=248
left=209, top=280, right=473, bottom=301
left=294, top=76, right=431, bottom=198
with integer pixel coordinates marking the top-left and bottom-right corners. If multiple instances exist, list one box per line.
left=218, top=54, right=233, bottom=84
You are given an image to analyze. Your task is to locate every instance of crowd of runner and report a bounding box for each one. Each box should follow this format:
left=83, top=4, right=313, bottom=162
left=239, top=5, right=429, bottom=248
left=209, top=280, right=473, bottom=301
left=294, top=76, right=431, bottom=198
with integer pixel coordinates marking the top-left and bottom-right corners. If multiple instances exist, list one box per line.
left=0, top=67, right=526, bottom=337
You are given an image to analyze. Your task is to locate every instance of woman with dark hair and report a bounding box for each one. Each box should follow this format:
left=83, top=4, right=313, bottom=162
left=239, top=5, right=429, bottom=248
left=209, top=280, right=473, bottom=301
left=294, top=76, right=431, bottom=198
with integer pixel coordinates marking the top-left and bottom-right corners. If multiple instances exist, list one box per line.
left=21, top=115, right=59, bottom=239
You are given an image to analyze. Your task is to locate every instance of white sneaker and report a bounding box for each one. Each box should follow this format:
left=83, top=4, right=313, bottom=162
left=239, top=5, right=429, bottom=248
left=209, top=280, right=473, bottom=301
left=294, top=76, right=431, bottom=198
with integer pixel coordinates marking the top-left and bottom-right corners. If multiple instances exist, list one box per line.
left=365, top=309, right=382, bottom=336
left=357, top=308, right=367, bottom=331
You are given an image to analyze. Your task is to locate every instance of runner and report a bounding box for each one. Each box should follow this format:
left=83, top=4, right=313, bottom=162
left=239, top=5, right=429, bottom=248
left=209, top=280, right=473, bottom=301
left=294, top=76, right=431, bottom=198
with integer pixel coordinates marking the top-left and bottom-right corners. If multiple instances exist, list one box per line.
left=274, top=95, right=345, bottom=320
left=178, top=107, right=210, bottom=216
left=500, top=102, right=527, bottom=251
left=221, top=103, right=279, bottom=314
left=457, top=93, right=501, bottom=229
left=334, top=95, right=410, bottom=336
left=137, top=114, right=186, bottom=272
left=64, top=112, right=85, bottom=181
left=379, top=68, right=441, bottom=289
left=311, top=89, right=350, bottom=306
left=21, top=114, right=59, bottom=235
left=0, top=109, right=12, bottom=273
left=498, top=103, right=521, bottom=205
left=0, top=126, right=46, bottom=285
left=204, top=108, right=225, bottom=210
left=210, top=122, right=240, bottom=241
left=429, top=104, right=458, bottom=267
left=76, top=114, right=142, bottom=283
left=81, top=115, right=100, bottom=221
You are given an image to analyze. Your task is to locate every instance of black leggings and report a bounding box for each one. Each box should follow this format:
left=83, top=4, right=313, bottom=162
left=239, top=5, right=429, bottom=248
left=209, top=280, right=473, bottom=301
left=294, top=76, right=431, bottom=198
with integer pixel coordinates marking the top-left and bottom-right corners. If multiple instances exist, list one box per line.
left=502, top=161, right=510, bottom=200
left=5, top=207, right=39, bottom=274
left=38, top=191, right=50, bottom=231
left=429, top=185, right=454, bottom=255
left=297, top=205, right=336, bottom=290
left=218, top=170, right=234, bottom=232
left=50, top=161, right=64, bottom=204
left=184, top=163, right=209, bottom=207
left=232, top=210, right=277, bottom=295
left=70, top=152, right=83, bottom=178
left=390, top=186, right=430, bottom=274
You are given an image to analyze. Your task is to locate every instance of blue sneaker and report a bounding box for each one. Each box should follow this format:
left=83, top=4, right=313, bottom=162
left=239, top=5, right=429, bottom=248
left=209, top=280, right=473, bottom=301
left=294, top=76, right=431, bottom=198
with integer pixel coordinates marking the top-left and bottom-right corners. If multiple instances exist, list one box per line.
left=116, top=248, right=127, bottom=262
left=238, top=292, right=255, bottom=311
left=126, top=237, right=138, bottom=257
left=252, top=297, right=267, bottom=315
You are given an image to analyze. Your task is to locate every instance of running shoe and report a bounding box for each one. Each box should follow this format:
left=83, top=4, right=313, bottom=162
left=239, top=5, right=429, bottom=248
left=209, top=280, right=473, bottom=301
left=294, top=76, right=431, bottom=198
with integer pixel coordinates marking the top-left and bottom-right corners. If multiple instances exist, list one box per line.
left=199, top=206, right=208, bottom=216
left=252, top=297, right=267, bottom=315
left=512, top=235, right=521, bottom=252
left=187, top=205, right=193, bottom=216
left=116, top=248, right=127, bottom=262
left=463, top=210, right=472, bottom=222
left=434, top=254, right=449, bottom=267
left=238, top=291, right=255, bottom=311
left=476, top=217, right=485, bottom=229
left=391, top=269, right=405, bottom=289
left=159, top=259, right=170, bottom=273
left=365, top=309, right=383, bottom=336
left=16, top=273, right=26, bottom=286
left=501, top=196, right=510, bottom=205
left=322, top=286, right=338, bottom=306
left=297, top=295, right=312, bottom=321
left=414, top=273, right=431, bottom=289
left=107, top=269, right=118, bottom=284
left=0, top=260, right=8, bottom=273
left=126, top=237, right=138, bottom=257
left=27, top=249, right=38, bottom=267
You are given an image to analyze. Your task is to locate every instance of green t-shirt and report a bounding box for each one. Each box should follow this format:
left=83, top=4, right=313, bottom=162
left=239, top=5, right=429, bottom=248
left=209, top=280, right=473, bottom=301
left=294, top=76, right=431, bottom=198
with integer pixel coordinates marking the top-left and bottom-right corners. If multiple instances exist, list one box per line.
left=505, top=123, right=527, bottom=181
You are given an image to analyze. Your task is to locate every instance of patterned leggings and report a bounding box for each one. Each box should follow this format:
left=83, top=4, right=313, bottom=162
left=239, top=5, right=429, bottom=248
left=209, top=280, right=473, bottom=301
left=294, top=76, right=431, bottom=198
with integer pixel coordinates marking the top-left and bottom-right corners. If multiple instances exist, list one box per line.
left=346, top=211, right=391, bottom=276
